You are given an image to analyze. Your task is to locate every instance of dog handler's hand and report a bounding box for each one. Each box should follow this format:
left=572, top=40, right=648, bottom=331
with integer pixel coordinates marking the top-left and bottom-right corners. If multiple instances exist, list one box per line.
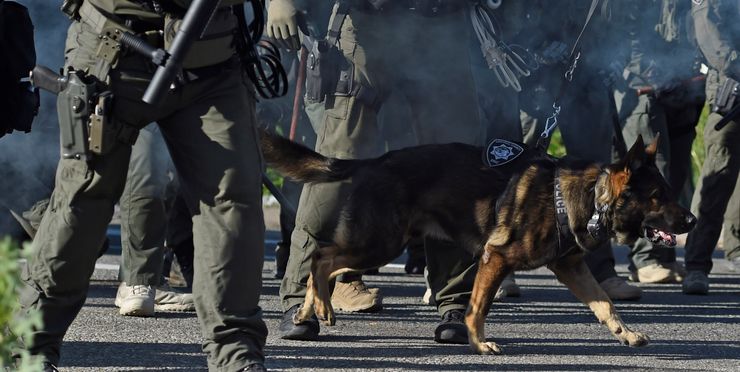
left=267, top=0, right=302, bottom=50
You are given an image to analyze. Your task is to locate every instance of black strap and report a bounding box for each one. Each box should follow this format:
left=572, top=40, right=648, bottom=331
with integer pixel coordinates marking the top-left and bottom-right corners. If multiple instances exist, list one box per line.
left=327, top=1, right=351, bottom=46
left=234, top=1, right=288, bottom=99
left=536, top=0, right=600, bottom=152
left=553, top=169, right=576, bottom=258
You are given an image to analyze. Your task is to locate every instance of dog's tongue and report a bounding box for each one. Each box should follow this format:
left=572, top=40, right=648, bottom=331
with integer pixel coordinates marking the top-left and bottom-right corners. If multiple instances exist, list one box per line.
left=654, top=229, right=677, bottom=247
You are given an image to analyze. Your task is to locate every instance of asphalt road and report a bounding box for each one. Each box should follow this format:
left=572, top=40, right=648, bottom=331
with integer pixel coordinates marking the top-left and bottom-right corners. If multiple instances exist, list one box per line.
left=56, top=231, right=739, bottom=371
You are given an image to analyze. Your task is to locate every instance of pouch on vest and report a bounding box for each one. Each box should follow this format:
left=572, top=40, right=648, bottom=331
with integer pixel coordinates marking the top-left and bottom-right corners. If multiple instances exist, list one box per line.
left=164, top=9, right=238, bottom=69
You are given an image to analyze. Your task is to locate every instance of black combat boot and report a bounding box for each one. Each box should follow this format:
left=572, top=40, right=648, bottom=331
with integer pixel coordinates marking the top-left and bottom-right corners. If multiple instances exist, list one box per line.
left=434, top=309, right=468, bottom=344
left=279, top=304, right=319, bottom=341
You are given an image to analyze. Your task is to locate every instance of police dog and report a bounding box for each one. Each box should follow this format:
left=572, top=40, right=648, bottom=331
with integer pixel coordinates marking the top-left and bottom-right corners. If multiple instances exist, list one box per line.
left=260, top=131, right=696, bottom=353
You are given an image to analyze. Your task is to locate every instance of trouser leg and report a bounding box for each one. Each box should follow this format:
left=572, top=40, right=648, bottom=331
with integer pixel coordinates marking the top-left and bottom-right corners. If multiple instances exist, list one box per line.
left=118, top=124, right=169, bottom=286
left=160, top=69, right=267, bottom=371
left=723, top=180, right=740, bottom=260
left=584, top=241, right=618, bottom=282
left=619, top=95, right=675, bottom=270
left=425, top=239, right=478, bottom=314
left=20, top=144, right=132, bottom=365
left=279, top=95, right=382, bottom=310
left=275, top=179, right=302, bottom=277
left=684, top=113, right=740, bottom=274
left=401, top=13, right=482, bottom=316
left=164, top=190, right=195, bottom=287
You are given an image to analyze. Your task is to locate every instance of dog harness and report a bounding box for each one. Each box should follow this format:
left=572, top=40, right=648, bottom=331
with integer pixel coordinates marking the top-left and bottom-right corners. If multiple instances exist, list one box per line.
left=553, top=170, right=578, bottom=258
left=553, top=168, right=610, bottom=257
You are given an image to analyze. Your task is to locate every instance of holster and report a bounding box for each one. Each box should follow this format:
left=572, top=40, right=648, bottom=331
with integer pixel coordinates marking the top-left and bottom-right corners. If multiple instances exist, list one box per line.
left=304, top=38, right=354, bottom=102
left=56, top=70, right=121, bottom=160
left=712, top=77, right=739, bottom=115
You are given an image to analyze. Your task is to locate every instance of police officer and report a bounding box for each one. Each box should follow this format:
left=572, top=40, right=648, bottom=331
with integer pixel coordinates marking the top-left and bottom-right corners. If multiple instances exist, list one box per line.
left=616, top=0, right=705, bottom=284
left=683, top=0, right=740, bottom=295
left=519, top=0, right=643, bottom=300
left=19, top=0, right=267, bottom=370
left=267, top=0, right=483, bottom=343
left=18, top=124, right=195, bottom=316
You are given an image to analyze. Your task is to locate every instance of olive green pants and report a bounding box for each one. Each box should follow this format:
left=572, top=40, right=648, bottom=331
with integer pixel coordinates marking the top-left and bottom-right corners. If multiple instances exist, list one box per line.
left=21, top=124, right=170, bottom=286
left=616, top=92, right=701, bottom=270
left=118, top=124, right=170, bottom=286
left=280, top=7, right=483, bottom=317
left=684, top=112, right=740, bottom=273
left=20, top=21, right=266, bottom=371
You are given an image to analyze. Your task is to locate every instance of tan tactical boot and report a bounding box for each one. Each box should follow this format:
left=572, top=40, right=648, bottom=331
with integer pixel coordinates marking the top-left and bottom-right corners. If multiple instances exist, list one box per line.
left=629, top=263, right=684, bottom=284
left=331, top=280, right=382, bottom=313
left=599, top=276, right=642, bottom=301
left=154, top=282, right=195, bottom=312
left=115, top=282, right=155, bottom=317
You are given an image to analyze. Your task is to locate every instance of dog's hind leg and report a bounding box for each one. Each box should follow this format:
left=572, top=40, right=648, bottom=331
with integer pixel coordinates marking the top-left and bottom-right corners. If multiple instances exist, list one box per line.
left=465, top=246, right=510, bottom=355
left=302, top=245, right=359, bottom=326
left=548, top=254, right=649, bottom=347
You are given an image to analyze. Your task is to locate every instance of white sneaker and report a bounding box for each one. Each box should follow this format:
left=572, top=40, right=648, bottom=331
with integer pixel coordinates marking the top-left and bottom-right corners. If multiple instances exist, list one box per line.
left=115, top=282, right=155, bottom=317
left=154, top=282, right=195, bottom=312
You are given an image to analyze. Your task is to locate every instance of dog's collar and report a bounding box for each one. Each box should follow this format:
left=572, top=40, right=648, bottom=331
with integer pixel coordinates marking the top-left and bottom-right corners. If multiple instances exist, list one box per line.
left=587, top=169, right=610, bottom=241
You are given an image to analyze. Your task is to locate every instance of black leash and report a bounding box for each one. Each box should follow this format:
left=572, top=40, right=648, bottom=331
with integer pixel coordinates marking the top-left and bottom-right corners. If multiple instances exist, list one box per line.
left=234, top=1, right=288, bottom=99
left=536, top=0, right=600, bottom=152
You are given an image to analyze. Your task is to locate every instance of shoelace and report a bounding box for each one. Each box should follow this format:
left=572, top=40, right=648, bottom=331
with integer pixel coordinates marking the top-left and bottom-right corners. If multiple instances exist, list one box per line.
left=131, top=285, right=151, bottom=296
left=347, top=281, right=370, bottom=294
left=444, top=310, right=464, bottom=322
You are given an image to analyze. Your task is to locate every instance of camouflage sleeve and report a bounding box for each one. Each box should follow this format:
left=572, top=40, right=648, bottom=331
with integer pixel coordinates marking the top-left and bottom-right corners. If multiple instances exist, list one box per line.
left=692, top=0, right=740, bottom=80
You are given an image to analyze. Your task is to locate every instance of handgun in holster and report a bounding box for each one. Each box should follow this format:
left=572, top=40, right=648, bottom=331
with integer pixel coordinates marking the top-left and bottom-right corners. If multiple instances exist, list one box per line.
left=712, top=77, right=739, bottom=115
left=31, top=65, right=115, bottom=161
left=303, top=36, right=346, bottom=103
left=302, top=35, right=379, bottom=108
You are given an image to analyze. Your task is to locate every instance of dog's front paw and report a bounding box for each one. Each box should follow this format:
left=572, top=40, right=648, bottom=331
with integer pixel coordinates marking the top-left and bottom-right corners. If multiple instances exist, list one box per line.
left=318, top=311, right=336, bottom=326
left=293, top=306, right=313, bottom=325
left=315, top=303, right=336, bottom=326
left=617, top=330, right=650, bottom=347
left=470, top=341, right=503, bottom=355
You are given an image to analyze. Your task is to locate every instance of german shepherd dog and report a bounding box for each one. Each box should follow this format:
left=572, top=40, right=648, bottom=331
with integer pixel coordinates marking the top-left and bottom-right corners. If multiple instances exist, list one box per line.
left=260, top=130, right=696, bottom=354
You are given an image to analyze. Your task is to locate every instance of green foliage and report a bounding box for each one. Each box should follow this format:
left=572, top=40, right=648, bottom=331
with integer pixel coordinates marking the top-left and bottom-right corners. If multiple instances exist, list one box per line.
left=262, top=167, right=284, bottom=197
left=0, top=237, right=43, bottom=371
left=546, top=129, right=567, bottom=158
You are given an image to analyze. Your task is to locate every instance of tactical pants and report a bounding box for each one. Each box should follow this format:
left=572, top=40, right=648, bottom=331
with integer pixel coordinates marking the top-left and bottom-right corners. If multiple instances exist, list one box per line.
left=520, top=69, right=618, bottom=282
left=684, top=112, right=740, bottom=273
left=118, top=124, right=170, bottom=286
left=20, top=21, right=266, bottom=371
left=280, top=7, right=483, bottom=316
left=616, top=92, right=701, bottom=271
left=722, top=181, right=740, bottom=260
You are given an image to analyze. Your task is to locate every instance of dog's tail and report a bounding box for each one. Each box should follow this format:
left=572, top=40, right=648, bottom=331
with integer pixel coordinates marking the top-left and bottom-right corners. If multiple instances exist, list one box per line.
left=259, top=129, right=367, bottom=183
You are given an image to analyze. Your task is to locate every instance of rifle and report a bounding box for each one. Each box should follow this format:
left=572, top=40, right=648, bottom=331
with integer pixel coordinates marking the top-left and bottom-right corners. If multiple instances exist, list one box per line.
left=635, top=75, right=706, bottom=97
left=129, top=0, right=222, bottom=105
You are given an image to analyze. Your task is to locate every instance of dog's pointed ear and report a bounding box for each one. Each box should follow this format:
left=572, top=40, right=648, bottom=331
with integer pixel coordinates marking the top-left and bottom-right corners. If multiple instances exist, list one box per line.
left=623, top=135, right=646, bottom=172
left=645, top=133, right=660, bottom=163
